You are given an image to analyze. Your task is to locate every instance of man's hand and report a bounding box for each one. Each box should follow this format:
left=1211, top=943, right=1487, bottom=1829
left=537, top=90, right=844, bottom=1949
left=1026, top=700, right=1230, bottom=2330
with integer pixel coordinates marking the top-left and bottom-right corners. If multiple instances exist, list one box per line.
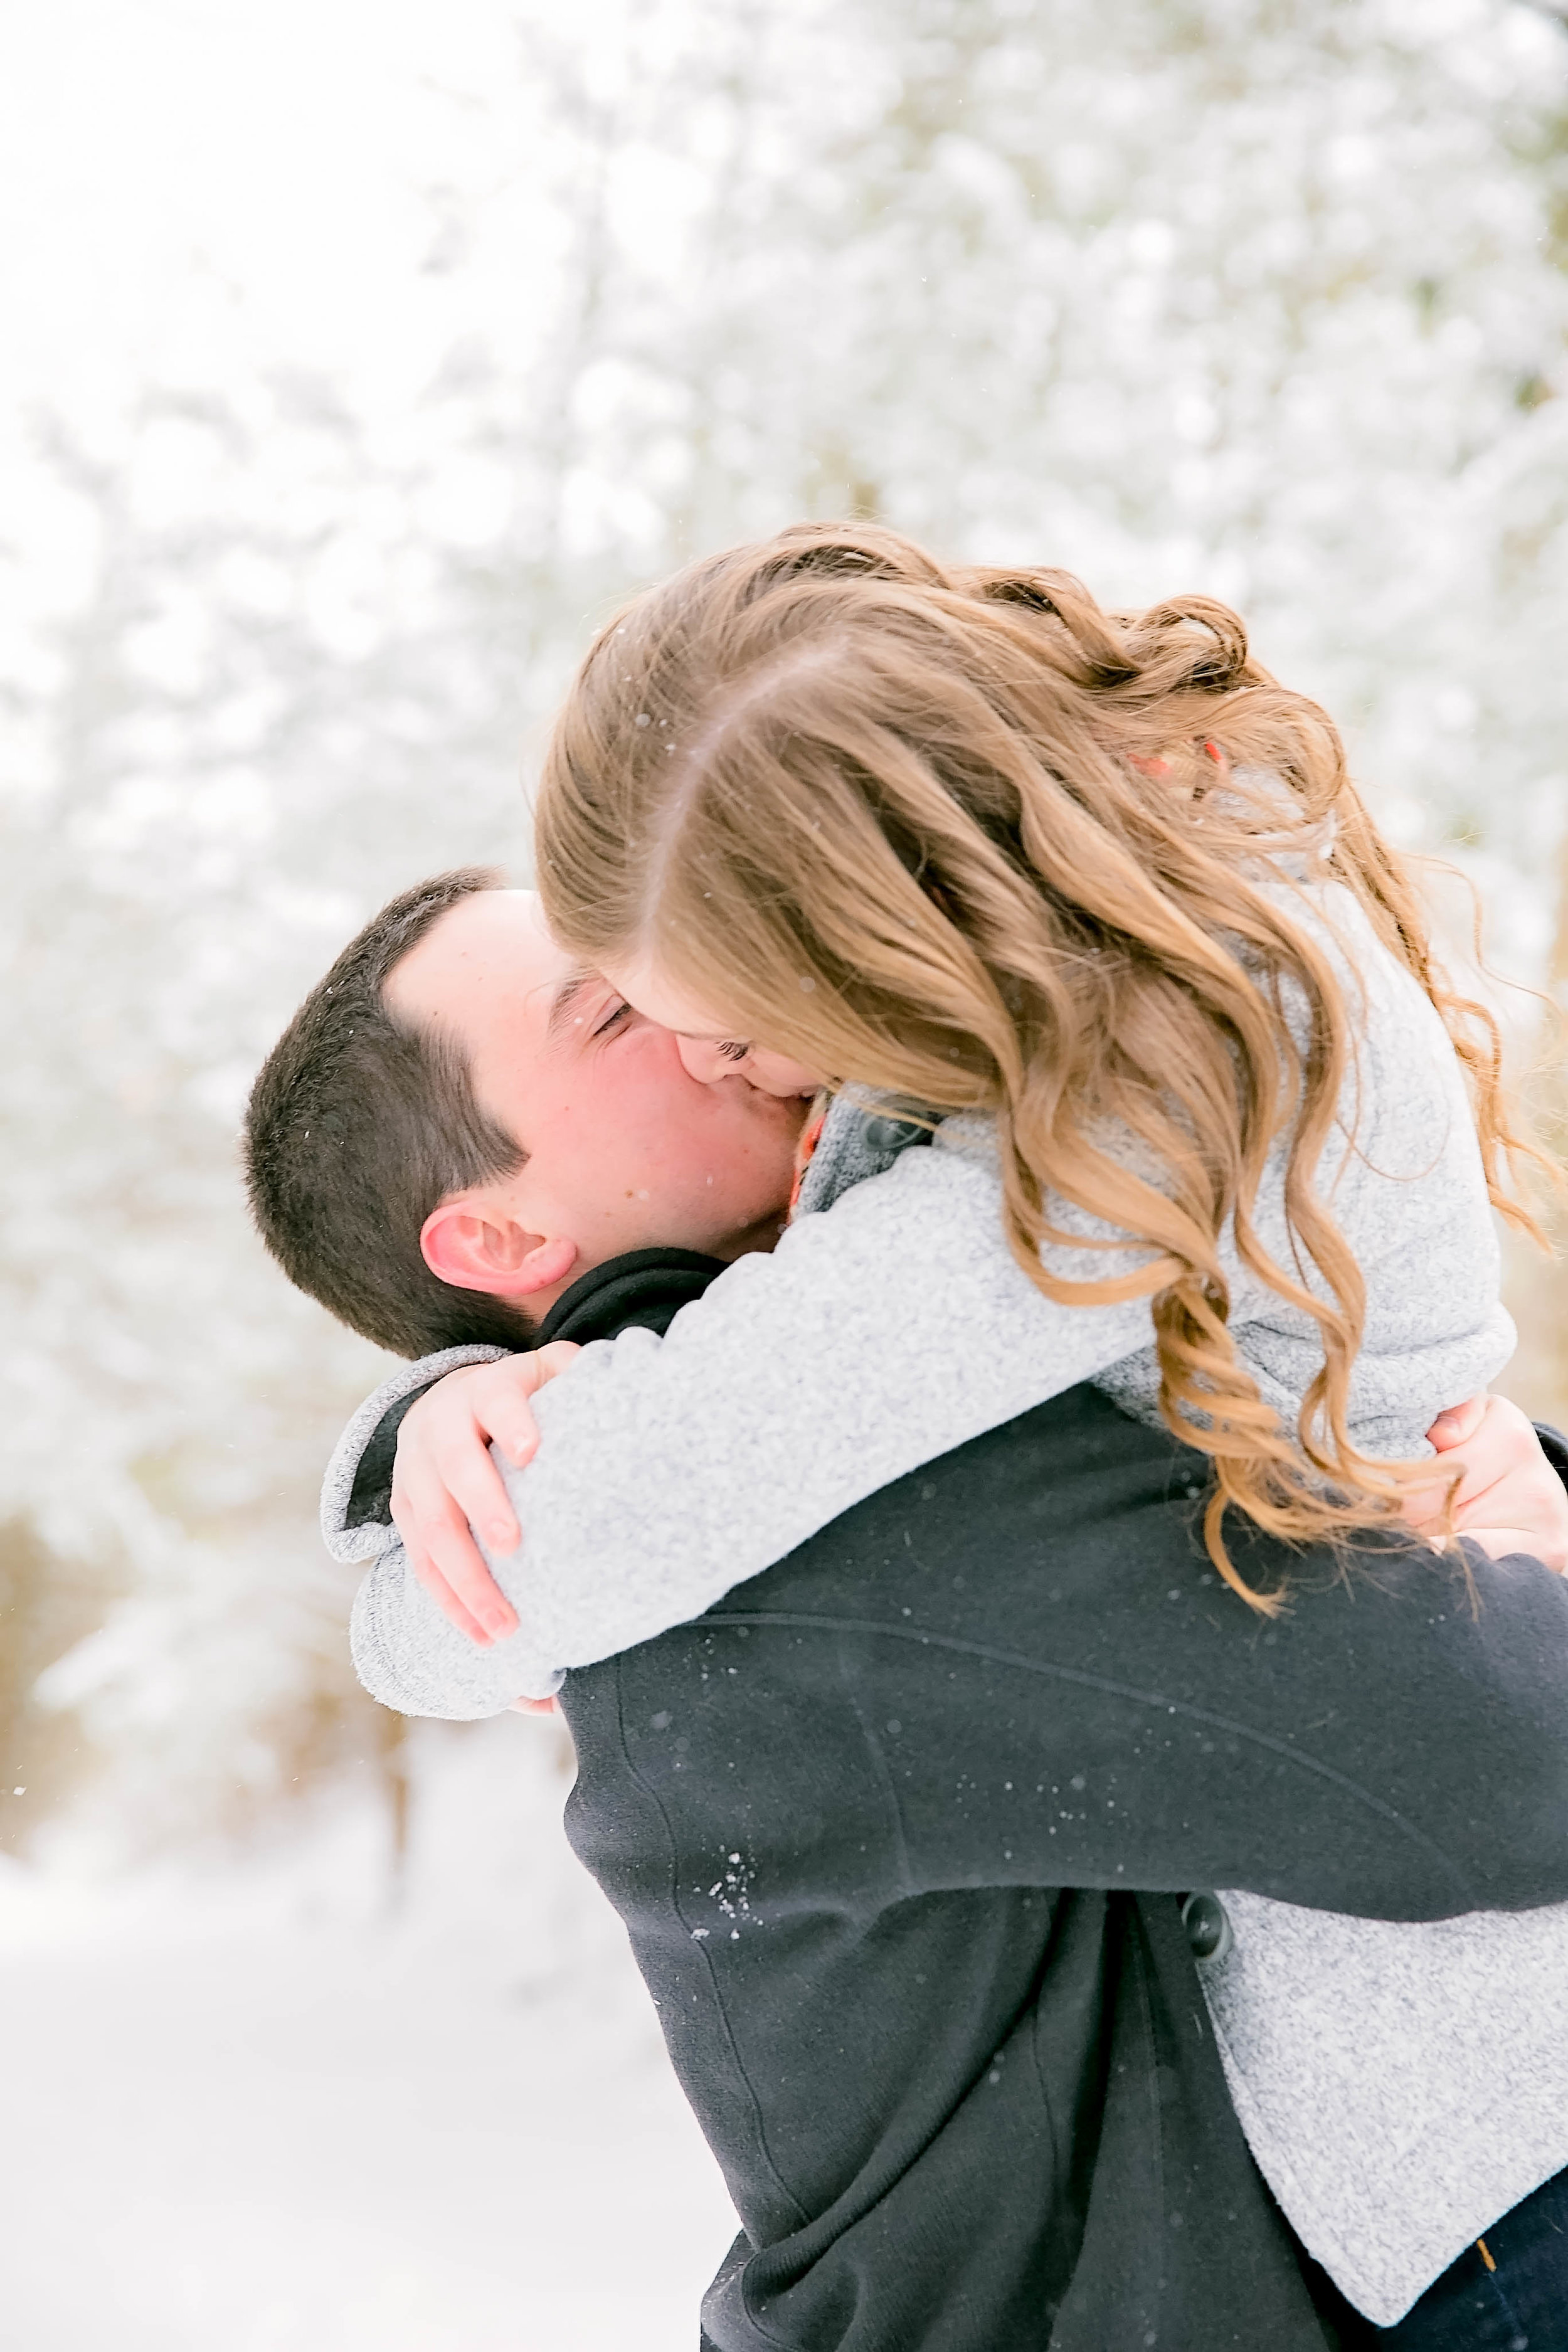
left=389, top=1343, right=582, bottom=1643
left=1407, top=1392, right=1568, bottom=1572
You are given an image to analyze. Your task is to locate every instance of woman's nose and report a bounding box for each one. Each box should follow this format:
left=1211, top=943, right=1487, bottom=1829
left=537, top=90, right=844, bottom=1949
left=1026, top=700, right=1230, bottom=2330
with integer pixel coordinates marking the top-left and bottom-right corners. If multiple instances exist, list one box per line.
left=675, top=1032, right=742, bottom=1086
left=673, top=1029, right=822, bottom=1098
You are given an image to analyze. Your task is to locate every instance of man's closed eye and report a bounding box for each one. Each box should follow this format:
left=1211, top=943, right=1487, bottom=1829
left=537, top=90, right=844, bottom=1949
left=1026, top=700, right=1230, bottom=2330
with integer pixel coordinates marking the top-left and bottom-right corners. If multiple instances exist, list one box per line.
left=593, top=998, right=635, bottom=1040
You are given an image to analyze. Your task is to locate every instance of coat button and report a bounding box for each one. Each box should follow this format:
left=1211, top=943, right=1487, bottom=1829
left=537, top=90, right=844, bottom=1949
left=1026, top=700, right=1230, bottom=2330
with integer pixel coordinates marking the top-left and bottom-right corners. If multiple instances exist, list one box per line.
left=1181, top=1892, right=1234, bottom=1964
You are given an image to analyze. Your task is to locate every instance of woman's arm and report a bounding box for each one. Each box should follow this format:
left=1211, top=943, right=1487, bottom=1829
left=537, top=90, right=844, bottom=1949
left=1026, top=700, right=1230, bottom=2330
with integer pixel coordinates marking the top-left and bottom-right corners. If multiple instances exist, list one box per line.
left=340, top=951, right=1532, bottom=1722
left=349, top=1126, right=1159, bottom=1716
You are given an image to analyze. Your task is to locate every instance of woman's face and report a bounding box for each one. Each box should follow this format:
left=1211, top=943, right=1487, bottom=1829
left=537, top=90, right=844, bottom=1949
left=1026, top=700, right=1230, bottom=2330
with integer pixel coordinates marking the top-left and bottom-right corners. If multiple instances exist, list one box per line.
left=603, top=954, right=825, bottom=1100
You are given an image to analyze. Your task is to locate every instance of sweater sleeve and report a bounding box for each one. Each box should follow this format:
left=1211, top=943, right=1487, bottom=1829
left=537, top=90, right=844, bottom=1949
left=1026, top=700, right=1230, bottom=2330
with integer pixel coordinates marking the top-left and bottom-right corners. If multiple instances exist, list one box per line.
left=320, top=1345, right=511, bottom=1564
left=349, top=1126, right=1160, bottom=1714
left=346, top=903, right=1518, bottom=1720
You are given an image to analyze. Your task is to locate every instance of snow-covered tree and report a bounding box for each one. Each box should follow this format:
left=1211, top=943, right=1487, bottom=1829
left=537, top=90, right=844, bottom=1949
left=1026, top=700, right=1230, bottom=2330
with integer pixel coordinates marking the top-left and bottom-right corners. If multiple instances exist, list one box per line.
left=5, top=0, right=1568, bottom=1852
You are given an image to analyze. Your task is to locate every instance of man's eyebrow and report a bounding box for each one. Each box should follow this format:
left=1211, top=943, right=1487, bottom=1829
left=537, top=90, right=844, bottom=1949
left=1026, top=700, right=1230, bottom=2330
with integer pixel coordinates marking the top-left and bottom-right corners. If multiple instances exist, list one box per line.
left=545, top=969, right=597, bottom=1042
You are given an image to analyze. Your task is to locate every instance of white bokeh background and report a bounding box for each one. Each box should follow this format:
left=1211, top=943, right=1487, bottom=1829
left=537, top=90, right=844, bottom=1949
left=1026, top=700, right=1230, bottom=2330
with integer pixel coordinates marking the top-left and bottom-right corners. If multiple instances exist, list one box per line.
left=3, top=3, right=1568, bottom=2343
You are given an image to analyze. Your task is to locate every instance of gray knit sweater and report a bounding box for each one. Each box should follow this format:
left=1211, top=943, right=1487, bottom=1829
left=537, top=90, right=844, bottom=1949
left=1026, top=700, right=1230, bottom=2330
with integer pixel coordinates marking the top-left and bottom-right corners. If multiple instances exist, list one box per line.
left=332, top=887, right=1568, bottom=2324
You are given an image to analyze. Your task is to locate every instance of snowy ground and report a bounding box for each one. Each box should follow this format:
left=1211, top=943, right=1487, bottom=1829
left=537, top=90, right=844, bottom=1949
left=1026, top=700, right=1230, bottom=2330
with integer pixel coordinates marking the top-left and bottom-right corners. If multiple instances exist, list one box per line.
left=0, top=1719, right=738, bottom=2349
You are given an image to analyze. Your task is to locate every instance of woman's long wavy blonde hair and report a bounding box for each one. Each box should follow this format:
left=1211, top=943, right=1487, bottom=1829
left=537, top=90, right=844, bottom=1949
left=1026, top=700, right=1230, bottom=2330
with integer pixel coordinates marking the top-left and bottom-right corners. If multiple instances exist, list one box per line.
left=535, top=522, right=1542, bottom=1604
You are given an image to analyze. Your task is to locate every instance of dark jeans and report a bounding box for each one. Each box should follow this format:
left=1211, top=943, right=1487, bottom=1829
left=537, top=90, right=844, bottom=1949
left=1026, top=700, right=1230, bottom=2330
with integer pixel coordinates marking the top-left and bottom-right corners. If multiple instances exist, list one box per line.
left=1364, top=2164, right=1568, bottom=2350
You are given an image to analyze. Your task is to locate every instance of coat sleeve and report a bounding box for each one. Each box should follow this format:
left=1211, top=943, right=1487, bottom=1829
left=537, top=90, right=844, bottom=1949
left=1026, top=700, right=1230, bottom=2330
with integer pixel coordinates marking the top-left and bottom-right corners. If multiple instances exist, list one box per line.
left=815, top=1539, right=1568, bottom=1921
left=695, top=1390, right=1568, bottom=1924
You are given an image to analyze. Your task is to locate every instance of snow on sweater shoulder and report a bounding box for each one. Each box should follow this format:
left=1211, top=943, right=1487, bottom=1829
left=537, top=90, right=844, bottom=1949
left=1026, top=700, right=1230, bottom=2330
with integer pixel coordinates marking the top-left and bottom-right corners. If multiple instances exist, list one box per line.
left=347, top=883, right=1512, bottom=1720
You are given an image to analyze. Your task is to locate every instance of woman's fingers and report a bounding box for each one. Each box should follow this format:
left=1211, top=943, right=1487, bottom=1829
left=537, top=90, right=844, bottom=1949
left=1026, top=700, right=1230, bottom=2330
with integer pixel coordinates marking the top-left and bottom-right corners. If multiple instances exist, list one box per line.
left=484, top=1402, right=543, bottom=1470
left=1415, top=1394, right=1568, bottom=1572
left=424, top=1347, right=585, bottom=1539
left=460, top=1362, right=544, bottom=1473
left=405, top=1535, right=495, bottom=1645
left=1412, top=1392, right=1520, bottom=1523
left=384, top=1343, right=588, bottom=1646
left=1448, top=1397, right=1543, bottom=1511
left=1458, top=1527, right=1549, bottom=1565
left=474, top=1343, right=583, bottom=1466
left=418, top=1495, right=521, bottom=1640
left=1403, top=1459, right=1466, bottom=1534
left=427, top=1423, right=521, bottom=1557
left=1426, top=1392, right=1488, bottom=1452
left=393, top=1449, right=519, bottom=1640
left=1406, top=1394, right=1491, bottom=1534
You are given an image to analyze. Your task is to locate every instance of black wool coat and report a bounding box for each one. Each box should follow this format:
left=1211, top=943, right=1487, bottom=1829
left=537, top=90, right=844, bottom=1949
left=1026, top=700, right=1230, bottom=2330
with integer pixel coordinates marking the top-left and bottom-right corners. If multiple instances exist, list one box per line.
left=541, top=1258, right=1568, bottom=2351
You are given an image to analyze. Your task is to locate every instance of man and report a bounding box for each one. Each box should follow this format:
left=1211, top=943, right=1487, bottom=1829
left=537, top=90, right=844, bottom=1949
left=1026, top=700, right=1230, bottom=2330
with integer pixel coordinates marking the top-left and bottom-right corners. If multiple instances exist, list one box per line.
left=248, top=871, right=1568, bottom=2349
left=245, top=866, right=807, bottom=1364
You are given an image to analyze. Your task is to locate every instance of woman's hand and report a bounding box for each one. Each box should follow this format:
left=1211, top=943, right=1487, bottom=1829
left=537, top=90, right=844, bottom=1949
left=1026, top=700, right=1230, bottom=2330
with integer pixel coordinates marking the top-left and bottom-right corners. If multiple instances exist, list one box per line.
left=1408, top=1392, right=1568, bottom=1572
left=389, top=1343, right=582, bottom=1643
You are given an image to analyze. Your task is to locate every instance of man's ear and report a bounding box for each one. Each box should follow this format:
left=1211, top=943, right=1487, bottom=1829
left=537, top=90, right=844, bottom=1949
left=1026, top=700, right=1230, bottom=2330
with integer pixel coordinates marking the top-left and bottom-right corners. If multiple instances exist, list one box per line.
left=419, top=1199, right=580, bottom=1301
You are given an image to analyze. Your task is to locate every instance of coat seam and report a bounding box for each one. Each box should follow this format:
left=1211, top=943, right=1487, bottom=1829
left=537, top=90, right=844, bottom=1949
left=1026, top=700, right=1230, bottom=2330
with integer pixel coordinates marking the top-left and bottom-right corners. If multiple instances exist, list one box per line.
left=1130, top=1923, right=1167, bottom=2336
left=837, top=1635, right=916, bottom=1897
left=706, top=1608, right=1477, bottom=1906
left=605, top=1656, right=813, bottom=2236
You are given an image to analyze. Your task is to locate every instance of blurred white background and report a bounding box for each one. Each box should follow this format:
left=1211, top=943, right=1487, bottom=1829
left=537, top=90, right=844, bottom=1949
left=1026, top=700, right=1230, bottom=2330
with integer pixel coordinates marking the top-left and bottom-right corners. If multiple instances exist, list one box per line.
left=4, top=1, right=1568, bottom=2342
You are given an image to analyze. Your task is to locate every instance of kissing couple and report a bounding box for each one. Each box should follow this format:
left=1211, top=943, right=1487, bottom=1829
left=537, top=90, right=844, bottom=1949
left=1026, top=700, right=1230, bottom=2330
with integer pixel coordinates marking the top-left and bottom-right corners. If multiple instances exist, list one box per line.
left=250, top=524, right=1568, bottom=2349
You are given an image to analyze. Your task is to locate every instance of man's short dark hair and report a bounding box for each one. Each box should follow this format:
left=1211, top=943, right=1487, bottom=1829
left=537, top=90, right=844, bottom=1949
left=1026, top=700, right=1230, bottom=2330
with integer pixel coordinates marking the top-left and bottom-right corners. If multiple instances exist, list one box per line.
left=243, top=869, right=537, bottom=1358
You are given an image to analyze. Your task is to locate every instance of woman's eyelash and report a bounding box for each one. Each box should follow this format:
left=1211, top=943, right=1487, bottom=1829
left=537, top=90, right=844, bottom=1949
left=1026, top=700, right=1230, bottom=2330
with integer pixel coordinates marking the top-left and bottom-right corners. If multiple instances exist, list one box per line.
left=595, top=999, right=633, bottom=1037
left=716, top=1039, right=751, bottom=1063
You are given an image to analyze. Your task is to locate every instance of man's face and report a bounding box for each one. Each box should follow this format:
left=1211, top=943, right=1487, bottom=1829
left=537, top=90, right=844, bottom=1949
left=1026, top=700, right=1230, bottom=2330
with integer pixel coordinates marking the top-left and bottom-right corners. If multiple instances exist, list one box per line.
left=384, top=890, right=808, bottom=1308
